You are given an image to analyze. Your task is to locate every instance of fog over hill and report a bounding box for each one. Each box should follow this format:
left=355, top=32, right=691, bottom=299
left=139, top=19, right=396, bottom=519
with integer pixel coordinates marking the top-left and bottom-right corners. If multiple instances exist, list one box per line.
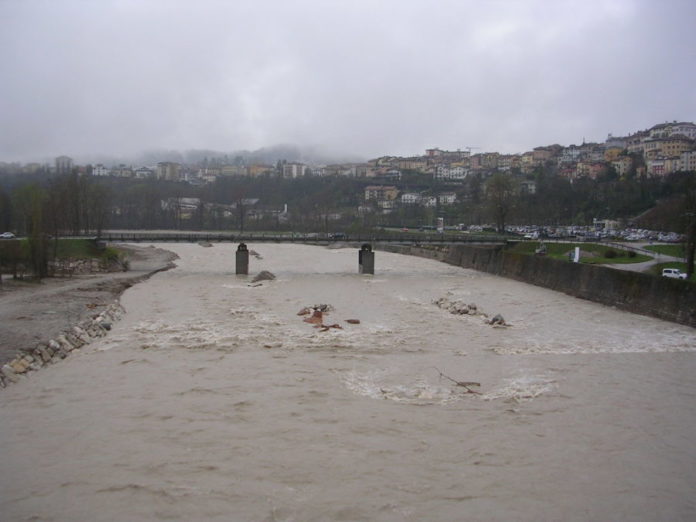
left=67, top=145, right=365, bottom=168
left=2, top=1, right=694, bottom=163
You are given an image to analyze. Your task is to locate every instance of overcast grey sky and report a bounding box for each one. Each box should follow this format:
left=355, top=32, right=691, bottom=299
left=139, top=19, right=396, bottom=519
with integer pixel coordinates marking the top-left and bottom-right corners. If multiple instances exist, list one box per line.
left=1, top=0, right=695, bottom=163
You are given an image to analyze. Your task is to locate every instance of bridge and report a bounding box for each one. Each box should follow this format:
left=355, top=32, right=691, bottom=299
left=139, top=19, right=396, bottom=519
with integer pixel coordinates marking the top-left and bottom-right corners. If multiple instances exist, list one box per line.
left=94, top=231, right=506, bottom=275
left=95, top=231, right=507, bottom=245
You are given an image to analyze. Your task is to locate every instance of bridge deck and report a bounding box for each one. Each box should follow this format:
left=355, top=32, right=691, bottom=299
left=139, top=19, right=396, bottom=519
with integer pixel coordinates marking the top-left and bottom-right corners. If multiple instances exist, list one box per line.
left=94, top=232, right=506, bottom=245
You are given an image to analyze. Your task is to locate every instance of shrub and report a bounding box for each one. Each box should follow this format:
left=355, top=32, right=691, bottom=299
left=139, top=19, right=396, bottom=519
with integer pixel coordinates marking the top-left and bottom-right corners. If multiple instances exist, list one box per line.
left=604, top=249, right=618, bottom=259
left=628, top=250, right=637, bottom=258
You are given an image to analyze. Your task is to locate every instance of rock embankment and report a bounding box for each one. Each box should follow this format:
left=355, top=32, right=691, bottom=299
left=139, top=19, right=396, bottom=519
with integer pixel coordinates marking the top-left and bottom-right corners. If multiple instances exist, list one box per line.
left=0, top=244, right=178, bottom=387
left=0, top=302, right=124, bottom=387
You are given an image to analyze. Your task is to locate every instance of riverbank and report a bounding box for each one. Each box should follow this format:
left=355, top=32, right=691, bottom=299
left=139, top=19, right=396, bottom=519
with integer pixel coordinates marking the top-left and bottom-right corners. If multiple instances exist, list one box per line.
left=0, top=244, right=178, bottom=368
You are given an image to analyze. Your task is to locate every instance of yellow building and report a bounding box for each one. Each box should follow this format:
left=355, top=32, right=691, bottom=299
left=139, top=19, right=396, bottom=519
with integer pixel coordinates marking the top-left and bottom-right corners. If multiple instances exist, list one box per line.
left=604, top=147, right=624, bottom=161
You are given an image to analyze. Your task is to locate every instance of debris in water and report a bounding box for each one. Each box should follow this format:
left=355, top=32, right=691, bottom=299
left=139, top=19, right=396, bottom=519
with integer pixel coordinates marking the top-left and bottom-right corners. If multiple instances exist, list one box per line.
left=303, top=310, right=323, bottom=324
left=319, top=323, right=343, bottom=332
left=434, top=367, right=481, bottom=395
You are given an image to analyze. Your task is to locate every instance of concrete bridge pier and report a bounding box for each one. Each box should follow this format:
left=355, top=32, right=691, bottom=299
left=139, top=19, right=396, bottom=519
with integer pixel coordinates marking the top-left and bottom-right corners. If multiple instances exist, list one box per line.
left=236, top=243, right=249, bottom=275
left=359, top=243, right=374, bottom=274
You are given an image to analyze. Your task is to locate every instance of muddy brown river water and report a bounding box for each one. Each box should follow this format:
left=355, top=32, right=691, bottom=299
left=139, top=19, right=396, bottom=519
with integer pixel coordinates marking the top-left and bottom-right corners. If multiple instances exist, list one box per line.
left=1, top=243, right=695, bottom=521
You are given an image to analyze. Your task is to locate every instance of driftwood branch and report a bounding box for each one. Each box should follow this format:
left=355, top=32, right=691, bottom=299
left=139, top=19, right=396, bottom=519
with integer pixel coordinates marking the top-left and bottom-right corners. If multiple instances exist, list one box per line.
left=433, top=367, right=482, bottom=395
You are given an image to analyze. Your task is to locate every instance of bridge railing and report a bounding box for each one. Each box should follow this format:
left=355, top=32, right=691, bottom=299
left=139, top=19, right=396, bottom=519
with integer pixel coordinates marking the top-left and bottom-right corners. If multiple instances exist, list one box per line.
left=91, top=232, right=507, bottom=245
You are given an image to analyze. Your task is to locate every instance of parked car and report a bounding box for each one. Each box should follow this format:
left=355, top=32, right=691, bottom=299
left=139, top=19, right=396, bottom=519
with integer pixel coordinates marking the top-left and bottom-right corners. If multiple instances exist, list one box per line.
left=662, top=268, right=688, bottom=280
left=0, top=232, right=15, bottom=239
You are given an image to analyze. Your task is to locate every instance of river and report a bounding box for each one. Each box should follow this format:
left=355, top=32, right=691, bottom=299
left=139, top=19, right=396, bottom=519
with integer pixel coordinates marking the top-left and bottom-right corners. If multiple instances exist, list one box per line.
left=1, top=243, right=696, bottom=521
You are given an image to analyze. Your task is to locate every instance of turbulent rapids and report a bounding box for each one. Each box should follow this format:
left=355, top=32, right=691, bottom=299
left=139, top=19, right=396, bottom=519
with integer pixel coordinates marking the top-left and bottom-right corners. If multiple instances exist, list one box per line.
left=2, top=243, right=696, bottom=521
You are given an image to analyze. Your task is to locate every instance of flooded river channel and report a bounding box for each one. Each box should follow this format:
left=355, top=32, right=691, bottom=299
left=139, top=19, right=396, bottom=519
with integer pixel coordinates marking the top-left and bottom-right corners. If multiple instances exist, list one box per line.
left=2, top=243, right=696, bottom=521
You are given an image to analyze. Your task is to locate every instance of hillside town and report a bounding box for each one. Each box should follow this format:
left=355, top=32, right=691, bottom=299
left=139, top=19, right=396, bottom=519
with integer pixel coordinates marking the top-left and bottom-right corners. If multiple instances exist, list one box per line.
left=1, top=120, right=695, bottom=237
left=5, top=120, right=696, bottom=193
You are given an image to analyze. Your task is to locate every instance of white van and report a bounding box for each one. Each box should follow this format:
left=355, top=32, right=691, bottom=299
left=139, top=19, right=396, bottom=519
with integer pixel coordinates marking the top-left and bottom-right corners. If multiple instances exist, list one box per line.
left=662, top=268, right=688, bottom=280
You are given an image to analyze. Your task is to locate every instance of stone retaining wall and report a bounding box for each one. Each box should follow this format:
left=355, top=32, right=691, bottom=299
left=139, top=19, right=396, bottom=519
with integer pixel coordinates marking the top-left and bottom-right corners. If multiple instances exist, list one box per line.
left=0, top=302, right=125, bottom=388
left=380, top=244, right=696, bottom=328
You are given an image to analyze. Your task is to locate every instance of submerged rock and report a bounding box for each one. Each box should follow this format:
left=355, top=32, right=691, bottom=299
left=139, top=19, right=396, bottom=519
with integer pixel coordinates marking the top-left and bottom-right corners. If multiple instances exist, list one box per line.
left=489, top=314, right=506, bottom=326
left=252, top=270, right=276, bottom=283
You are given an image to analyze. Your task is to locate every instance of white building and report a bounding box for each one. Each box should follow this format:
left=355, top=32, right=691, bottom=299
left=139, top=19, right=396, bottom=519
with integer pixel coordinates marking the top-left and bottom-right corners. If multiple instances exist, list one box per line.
left=282, top=163, right=307, bottom=178
left=681, top=150, right=696, bottom=171
left=92, top=164, right=110, bottom=176
left=400, top=193, right=422, bottom=205
left=435, top=165, right=468, bottom=181
left=422, top=196, right=437, bottom=207
left=438, top=192, right=457, bottom=205
left=134, top=167, right=155, bottom=179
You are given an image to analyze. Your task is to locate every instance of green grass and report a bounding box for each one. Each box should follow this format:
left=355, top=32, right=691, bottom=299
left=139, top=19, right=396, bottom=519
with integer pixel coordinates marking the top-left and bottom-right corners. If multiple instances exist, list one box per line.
left=52, top=238, right=101, bottom=258
left=508, top=241, right=652, bottom=264
left=650, top=261, right=696, bottom=282
left=643, top=244, right=686, bottom=258
left=1, top=238, right=121, bottom=262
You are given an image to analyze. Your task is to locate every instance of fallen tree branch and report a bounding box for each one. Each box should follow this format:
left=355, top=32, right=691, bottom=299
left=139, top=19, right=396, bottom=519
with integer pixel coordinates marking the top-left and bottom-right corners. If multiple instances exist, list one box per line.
left=433, top=367, right=482, bottom=395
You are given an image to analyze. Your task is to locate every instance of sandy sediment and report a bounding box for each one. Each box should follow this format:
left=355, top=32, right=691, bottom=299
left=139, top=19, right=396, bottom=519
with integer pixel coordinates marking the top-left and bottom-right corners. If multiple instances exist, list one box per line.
left=0, top=244, right=178, bottom=368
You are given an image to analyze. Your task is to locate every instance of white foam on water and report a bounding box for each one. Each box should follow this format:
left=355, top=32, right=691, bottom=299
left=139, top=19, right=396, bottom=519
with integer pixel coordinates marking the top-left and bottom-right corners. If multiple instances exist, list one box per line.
left=483, top=373, right=557, bottom=402
left=342, top=369, right=469, bottom=405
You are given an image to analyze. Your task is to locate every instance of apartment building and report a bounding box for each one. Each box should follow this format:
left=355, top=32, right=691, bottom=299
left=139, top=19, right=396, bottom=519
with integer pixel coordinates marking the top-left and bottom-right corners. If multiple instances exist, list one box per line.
left=364, top=185, right=398, bottom=202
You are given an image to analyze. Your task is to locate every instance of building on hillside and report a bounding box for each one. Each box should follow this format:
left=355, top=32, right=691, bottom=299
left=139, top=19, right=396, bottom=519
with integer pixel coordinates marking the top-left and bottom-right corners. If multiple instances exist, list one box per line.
left=532, top=147, right=553, bottom=164
left=626, top=131, right=650, bottom=155
left=604, top=147, right=624, bottom=162
left=612, top=156, right=633, bottom=177
left=92, top=164, right=110, bottom=176
left=576, top=161, right=607, bottom=179
left=248, top=164, right=274, bottom=177
left=559, top=145, right=583, bottom=164
left=605, top=133, right=627, bottom=149
left=480, top=152, right=499, bottom=169
left=646, top=158, right=666, bottom=177
left=519, top=180, right=537, bottom=195
left=161, top=197, right=201, bottom=219
left=156, top=162, right=181, bottom=181
left=134, top=167, right=155, bottom=179
left=681, top=150, right=696, bottom=171
left=220, top=165, right=247, bottom=176
left=422, top=195, right=438, bottom=208
left=400, top=192, right=422, bottom=205
left=377, top=200, right=396, bottom=213
left=649, top=121, right=696, bottom=140
left=364, top=185, right=398, bottom=202
left=438, top=192, right=457, bottom=205
left=397, top=158, right=427, bottom=171
left=282, top=163, right=307, bottom=178
left=55, top=155, right=73, bottom=174
left=112, top=165, right=133, bottom=178
left=425, top=148, right=471, bottom=163
left=435, top=165, right=467, bottom=180
left=664, top=156, right=683, bottom=174
left=643, top=135, right=694, bottom=160
left=498, top=154, right=520, bottom=171
left=382, top=169, right=402, bottom=181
